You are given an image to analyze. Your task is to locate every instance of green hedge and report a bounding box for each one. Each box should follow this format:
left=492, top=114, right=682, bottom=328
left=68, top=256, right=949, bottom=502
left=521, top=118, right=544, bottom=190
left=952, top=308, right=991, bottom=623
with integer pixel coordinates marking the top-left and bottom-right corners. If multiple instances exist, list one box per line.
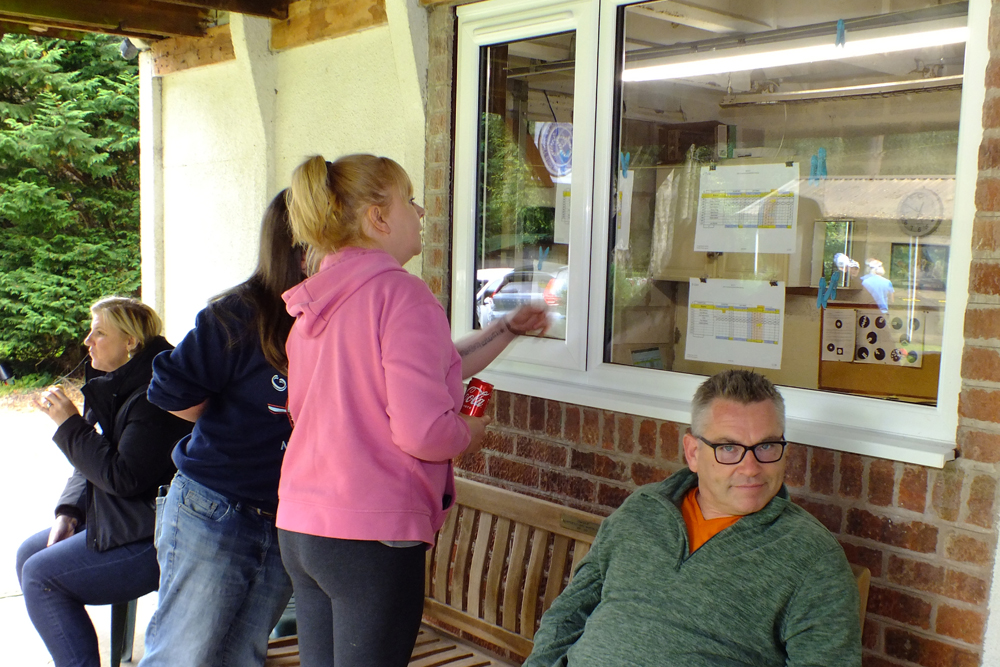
left=0, top=33, right=140, bottom=374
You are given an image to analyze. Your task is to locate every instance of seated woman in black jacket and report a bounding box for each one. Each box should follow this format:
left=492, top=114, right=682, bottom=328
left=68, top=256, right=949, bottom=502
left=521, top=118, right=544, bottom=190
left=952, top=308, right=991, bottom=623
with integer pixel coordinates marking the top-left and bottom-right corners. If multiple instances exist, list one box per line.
left=15, top=296, right=192, bottom=667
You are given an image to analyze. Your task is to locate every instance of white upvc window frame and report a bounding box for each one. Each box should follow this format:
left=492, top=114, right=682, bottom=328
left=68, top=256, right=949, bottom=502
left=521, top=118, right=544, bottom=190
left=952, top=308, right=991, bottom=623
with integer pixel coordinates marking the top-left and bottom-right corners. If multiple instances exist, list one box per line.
left=451, top=0, right=600, bottom=372
left=451, top=0, right=989, bottom=468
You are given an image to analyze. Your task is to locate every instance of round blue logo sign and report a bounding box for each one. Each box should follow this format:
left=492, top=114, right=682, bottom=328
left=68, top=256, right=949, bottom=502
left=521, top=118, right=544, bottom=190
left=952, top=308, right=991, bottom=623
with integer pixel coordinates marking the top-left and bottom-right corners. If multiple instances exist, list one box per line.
left=536, top=123, right=573, bottom=178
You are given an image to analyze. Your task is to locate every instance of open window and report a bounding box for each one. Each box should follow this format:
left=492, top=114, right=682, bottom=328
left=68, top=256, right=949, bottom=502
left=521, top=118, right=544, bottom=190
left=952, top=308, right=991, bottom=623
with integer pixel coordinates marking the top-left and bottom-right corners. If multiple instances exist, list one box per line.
left=452, top=0, right=599, bottom=370
left=452, top=0, right=986, bottom=467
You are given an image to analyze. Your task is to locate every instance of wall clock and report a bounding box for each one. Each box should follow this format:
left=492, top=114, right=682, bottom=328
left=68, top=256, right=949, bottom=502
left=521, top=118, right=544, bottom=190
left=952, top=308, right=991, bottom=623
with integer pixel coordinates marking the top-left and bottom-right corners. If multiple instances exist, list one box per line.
left=897, top=188, right=943, bottom=237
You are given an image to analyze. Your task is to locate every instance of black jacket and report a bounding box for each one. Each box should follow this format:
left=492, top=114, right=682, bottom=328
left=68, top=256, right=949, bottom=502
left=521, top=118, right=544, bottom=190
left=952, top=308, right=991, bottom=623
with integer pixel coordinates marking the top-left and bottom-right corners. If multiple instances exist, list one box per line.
left=54, top=336, right=192, bottom=552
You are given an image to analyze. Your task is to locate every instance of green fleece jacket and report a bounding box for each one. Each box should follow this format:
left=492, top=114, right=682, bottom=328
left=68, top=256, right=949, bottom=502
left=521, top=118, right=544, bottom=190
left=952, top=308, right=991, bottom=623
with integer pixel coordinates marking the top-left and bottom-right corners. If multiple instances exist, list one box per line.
left=525, top=469, right=861, bottom=667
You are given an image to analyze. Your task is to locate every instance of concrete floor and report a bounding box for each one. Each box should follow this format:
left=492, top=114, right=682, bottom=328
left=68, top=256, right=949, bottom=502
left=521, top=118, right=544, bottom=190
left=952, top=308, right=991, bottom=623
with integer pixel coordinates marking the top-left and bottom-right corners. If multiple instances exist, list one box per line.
left=0, top=407, right=157, bottom=666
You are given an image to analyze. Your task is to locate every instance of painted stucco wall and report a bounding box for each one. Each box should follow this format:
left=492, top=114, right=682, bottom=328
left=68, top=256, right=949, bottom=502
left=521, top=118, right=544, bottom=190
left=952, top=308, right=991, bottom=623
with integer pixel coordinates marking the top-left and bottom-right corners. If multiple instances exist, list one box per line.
left=273, top=27, right=426, bottom=213
left=146, top=3, right=427, bottom=344
left=158, top=60, right=264, bottom=340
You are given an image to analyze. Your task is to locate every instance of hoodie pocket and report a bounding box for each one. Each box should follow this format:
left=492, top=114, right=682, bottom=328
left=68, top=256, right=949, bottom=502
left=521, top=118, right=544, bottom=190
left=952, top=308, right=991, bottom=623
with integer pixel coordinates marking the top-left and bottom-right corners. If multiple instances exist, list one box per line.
left=442, top=465, right=456, bottom=511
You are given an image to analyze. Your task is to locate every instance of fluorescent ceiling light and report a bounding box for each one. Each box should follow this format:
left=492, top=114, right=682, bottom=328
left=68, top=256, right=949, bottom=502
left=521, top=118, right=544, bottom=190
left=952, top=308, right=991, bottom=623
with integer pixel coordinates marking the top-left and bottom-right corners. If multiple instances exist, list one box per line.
left=719, top=74, right=964, bottom=106
left=623, top=25, right=968, bottom=82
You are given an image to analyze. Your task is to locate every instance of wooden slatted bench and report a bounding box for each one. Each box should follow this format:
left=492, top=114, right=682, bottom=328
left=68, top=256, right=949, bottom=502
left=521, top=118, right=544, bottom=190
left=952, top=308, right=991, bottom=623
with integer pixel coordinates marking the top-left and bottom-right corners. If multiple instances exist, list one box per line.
left=266, top=477, right=601, bottom=666
left=266, top=477, right=871, bottom=666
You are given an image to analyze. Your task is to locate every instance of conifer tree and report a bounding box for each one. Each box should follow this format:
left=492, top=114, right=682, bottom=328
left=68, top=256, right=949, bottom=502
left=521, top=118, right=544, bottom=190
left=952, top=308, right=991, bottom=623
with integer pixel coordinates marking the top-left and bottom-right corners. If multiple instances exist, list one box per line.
left=0, top=33, right=139, bottom=371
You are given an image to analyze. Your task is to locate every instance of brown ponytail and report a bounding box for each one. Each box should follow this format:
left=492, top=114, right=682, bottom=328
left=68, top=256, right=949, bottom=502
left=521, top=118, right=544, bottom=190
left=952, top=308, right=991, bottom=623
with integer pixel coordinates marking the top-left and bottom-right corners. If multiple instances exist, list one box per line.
left=212, top=189, right=302, bottom=374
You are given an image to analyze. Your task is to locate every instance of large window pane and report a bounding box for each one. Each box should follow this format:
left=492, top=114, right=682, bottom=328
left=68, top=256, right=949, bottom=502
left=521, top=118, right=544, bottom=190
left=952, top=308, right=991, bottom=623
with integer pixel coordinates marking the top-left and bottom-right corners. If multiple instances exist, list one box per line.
left=607, top=1, right=966, bottom=405
left=474, top=32, right=576, bottom=340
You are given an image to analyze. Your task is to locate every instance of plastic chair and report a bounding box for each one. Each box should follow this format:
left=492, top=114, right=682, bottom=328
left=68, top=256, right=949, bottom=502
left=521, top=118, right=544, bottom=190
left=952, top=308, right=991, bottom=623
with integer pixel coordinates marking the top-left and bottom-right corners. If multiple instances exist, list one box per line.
left=110, top=598, right=137, bottom=667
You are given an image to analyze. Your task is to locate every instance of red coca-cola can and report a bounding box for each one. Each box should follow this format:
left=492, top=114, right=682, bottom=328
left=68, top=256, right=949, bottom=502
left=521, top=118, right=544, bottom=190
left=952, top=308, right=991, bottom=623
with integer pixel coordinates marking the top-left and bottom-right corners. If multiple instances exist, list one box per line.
left=461, top=378, right=494, bottom=417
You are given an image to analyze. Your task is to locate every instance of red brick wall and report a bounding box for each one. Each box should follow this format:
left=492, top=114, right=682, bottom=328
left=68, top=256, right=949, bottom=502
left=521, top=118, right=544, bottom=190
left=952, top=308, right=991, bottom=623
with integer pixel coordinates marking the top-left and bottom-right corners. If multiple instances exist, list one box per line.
left=450, top=394, right=997, bottom=667
left=422, top=3, right=1000, bottom=666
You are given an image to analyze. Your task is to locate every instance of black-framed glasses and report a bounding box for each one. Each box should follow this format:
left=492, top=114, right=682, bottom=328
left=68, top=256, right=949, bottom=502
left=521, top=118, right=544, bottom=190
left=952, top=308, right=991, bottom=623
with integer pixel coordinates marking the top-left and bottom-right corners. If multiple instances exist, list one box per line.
left=694, top=435, right=787, bottom=465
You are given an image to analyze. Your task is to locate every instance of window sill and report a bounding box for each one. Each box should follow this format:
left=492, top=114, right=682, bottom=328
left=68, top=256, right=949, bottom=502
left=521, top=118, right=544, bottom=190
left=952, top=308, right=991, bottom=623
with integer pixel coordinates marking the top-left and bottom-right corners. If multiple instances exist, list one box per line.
left=479, top=363, right=957, bottom=468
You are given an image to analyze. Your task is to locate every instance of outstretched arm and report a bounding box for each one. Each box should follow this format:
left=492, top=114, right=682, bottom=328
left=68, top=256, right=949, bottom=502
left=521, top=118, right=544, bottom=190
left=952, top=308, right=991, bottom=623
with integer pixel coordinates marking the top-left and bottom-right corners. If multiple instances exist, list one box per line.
left=457, top=305, right=549, bottom=379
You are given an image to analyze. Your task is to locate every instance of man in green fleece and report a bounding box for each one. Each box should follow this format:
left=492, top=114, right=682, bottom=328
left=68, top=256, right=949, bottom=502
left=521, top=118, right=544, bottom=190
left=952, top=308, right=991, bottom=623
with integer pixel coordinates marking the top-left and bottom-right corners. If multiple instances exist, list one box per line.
left=525, top=369, right=861, bottom=667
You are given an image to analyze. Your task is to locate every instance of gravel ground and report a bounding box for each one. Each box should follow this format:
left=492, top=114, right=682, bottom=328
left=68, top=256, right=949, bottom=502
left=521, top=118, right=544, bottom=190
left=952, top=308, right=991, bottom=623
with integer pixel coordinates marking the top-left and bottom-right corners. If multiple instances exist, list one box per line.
left=0, top=382, right=83, bottom=413
left=0, top=393, right=155, bottom=665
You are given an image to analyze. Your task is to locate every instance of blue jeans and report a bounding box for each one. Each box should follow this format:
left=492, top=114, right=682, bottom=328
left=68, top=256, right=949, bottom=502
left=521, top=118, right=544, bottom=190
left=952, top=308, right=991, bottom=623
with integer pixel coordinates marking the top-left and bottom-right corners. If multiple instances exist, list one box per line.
left=139, top=473, right=292, bottom=667
left=15, top=528, right=160, bottom=667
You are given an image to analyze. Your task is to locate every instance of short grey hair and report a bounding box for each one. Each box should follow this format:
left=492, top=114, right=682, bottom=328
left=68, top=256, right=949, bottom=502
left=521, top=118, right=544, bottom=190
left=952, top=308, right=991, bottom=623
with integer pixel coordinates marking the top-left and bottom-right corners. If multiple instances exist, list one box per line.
left=690, top=369, right=785, bottom=435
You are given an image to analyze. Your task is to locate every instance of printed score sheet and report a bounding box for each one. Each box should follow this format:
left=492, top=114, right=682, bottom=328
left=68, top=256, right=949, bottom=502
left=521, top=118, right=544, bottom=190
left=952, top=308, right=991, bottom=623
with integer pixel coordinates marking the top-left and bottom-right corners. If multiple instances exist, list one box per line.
left=821, top=308, right=856, bottom=362
left=685, top=279, right=785, bottom=369
left=694, top=163, right=799, bottom=254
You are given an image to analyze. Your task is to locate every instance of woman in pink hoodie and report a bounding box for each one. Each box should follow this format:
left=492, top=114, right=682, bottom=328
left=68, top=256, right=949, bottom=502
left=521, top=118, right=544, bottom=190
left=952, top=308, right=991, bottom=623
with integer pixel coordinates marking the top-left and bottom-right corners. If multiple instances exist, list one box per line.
left=278, top=154, right=547, bottom=666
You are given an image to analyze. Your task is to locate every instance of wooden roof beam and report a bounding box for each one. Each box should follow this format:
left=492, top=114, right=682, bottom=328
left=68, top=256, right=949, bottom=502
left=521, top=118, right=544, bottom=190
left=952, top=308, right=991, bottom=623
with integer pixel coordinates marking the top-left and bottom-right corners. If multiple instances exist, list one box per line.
left=0, top=0, right=208, bottom=38
left=153, top=0, right=289, bottom=20
left=0, top=19, right=85, bottom=40
left=0, top=13, right=185, bottom=41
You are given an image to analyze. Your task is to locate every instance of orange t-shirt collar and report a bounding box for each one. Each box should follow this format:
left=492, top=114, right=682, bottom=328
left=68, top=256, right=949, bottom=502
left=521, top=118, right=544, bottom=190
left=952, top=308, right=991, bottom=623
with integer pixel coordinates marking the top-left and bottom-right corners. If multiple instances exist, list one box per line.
left=680, top=487, right=741, bottom=553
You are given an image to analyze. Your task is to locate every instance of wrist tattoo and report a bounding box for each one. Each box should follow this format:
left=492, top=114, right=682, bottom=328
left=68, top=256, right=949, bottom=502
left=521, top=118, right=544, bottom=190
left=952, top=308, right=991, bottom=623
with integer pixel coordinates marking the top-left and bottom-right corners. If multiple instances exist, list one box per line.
left=457, top=324, right=507, bottom=357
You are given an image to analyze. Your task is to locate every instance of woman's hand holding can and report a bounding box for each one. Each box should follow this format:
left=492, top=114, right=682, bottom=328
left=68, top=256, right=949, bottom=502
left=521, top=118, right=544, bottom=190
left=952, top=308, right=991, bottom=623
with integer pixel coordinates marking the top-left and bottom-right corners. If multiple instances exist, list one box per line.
left=458, top=413, right=491, bottom=457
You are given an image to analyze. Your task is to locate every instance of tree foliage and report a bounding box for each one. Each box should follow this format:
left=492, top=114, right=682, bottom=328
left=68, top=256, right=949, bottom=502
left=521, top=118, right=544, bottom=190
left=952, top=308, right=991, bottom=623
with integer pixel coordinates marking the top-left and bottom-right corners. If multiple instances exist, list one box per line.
left=478, top=113, right=554, bottom=259
left=0, top=33, right=140, bottom=371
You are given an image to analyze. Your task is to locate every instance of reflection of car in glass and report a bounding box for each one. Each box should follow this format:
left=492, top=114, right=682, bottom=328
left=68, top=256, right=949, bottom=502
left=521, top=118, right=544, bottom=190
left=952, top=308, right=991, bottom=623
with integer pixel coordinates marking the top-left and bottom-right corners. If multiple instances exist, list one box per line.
left=541, top=266, right=568, bottom=339
left=475, top=266, right=568, bottom=339
left=475, top=267, right=513, bottom=296
left=474, top=274, right=504, bottom=329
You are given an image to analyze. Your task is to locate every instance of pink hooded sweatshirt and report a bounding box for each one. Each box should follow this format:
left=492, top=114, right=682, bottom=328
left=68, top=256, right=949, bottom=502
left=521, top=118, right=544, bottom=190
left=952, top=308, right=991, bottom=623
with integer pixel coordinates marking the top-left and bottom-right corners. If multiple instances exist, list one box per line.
left=277, top=247, right=470, bottom=545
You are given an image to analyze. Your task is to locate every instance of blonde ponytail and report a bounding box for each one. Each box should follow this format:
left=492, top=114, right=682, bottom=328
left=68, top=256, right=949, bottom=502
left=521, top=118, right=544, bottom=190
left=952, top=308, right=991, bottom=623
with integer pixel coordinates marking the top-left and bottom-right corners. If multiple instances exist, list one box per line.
left=286, top=153, right=413, bottom=256
left=287, top=156, right=340, bottom=253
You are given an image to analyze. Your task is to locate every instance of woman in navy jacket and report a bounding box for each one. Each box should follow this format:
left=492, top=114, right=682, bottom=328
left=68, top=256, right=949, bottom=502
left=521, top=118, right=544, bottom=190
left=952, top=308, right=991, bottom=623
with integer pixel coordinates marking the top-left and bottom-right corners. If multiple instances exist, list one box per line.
left=139, top=190, right=303, bottom=667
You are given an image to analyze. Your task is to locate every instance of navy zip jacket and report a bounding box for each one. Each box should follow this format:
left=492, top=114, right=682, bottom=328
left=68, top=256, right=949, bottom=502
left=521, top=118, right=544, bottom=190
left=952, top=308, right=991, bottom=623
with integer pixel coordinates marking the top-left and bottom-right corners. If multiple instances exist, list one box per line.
left=148, top=295, right=292, bottom=512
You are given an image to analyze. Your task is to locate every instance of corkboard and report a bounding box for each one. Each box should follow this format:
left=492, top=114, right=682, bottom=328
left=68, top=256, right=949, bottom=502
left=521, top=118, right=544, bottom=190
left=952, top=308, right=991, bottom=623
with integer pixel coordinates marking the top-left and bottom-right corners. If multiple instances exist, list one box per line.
left=818, top=353, right=940, bottom=402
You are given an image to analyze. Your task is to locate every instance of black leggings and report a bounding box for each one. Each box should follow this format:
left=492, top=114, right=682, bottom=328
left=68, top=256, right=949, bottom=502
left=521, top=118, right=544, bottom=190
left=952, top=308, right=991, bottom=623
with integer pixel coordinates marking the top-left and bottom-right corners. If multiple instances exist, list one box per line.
left=277, top=530, right=425, bottom=667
